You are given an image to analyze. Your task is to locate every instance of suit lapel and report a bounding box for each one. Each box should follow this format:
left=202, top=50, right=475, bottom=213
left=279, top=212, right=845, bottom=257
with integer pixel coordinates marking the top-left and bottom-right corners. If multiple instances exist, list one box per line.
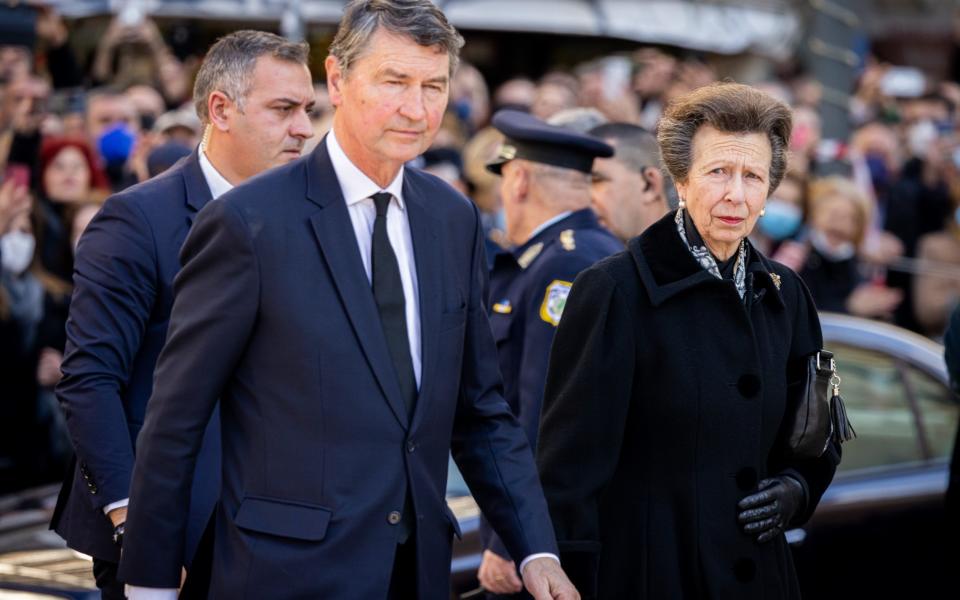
left=180, top=148, right=214, bottom=227
left=306, top=141, right=410, bottom=430
left=403, top=174, right=442, bottom=431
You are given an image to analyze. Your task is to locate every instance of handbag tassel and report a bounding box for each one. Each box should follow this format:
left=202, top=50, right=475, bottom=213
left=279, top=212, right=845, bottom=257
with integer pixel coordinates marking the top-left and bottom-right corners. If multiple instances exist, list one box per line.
left=830, top=388, right=856, bottom=443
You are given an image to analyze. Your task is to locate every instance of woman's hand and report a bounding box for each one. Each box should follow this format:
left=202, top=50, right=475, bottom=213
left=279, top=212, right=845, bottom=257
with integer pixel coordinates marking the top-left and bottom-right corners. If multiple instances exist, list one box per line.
left=0, top=179, right=30, bottom=235
left=737, top=476, right=805, bottom=543
left=36, top=348, right=64, bottom=388
left=846, top=283, right=902, bottom=319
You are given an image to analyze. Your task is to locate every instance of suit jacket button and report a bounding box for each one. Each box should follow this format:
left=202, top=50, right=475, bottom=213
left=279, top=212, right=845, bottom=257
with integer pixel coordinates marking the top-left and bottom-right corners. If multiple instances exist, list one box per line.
left=388, top=511, right=402, bottom=525
left=735, top=467, right=758, bottom=491
left=407, top=441, right=416, bottom=453
left=737, top=374, right=761, bottom=398
left=734, top=557, right=756, bottom=582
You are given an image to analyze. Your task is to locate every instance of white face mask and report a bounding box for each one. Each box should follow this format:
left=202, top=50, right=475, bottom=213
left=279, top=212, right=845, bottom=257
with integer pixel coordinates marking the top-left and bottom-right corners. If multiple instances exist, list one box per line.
left=1, top=230, right=36, bottom=275
left=810, top=229, right=855, bottom=262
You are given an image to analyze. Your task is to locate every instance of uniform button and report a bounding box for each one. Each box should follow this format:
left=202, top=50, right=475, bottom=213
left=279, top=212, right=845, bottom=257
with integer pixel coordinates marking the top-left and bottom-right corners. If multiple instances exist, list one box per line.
left=736, top=468, right=758, bottom=491
left=387, top=511, right=402, bottom=525
left=737, top=374, right=761, bottom=398
left=407, top=441, right=416, bottom=453
left=734, top=557, right=756, bottom=583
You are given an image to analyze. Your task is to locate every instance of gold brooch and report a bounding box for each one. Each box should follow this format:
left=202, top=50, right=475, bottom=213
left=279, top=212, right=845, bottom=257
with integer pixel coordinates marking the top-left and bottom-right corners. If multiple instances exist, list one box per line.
left=769, top=272, right=782, bottom=289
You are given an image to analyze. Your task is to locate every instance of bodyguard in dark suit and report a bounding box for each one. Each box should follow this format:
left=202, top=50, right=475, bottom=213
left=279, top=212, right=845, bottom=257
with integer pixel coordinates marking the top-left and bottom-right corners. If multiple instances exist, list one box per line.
left=478, top=111, right=621, bottom=597
left=119, top=2, right=578, bottom=599
left=51, top=31, right=316, bottom=599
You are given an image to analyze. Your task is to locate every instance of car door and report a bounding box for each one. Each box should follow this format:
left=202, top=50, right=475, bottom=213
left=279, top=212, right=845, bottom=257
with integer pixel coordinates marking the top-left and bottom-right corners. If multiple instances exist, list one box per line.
left=790, top=326, right=958, bottom=599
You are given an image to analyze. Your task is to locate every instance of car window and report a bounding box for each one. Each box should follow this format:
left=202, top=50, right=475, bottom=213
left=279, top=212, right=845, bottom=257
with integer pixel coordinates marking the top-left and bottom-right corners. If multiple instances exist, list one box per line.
left=906, top=362, right=959, bottom=461
left=830, top=342, right=925, bottom=473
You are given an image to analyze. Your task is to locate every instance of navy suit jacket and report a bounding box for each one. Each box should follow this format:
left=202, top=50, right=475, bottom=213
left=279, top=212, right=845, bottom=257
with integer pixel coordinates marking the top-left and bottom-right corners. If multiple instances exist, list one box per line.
left=118, top=140, right=558, bottom=598
left=51, top=151, right=221, bottom=565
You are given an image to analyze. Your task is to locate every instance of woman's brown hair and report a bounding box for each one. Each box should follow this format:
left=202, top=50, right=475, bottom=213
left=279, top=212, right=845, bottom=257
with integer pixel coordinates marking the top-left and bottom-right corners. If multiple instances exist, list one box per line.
left=657, top=81, right=793, bottom=195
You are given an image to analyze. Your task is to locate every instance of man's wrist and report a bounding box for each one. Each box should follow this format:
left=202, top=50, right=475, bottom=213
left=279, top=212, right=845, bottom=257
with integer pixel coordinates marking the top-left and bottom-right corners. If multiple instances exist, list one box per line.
left=518, top=552, right=561, bottom=575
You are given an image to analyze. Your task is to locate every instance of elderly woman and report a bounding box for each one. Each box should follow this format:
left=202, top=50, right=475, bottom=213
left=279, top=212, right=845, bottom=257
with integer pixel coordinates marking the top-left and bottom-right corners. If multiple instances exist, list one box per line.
left=536, top=82, right=840, bottom=599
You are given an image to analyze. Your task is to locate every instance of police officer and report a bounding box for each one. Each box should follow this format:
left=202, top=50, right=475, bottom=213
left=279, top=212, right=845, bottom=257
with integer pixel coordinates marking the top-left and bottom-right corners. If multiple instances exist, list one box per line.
left=477, top=110, right=622, bottom=597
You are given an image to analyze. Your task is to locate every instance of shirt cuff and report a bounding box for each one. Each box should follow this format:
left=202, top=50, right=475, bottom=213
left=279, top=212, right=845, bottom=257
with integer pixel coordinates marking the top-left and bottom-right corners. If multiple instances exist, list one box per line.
left=519, top=552, right=561, bottom=575
left=124, top=585, right=178, bottom=600
left=102, top=498, right=129, bottom=516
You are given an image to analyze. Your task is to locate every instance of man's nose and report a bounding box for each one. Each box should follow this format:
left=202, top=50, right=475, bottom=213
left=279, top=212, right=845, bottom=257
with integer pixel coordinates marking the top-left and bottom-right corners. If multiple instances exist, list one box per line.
left=290, top=108, right=314, bottom=140
left=398, top=86, right=427, bottom=122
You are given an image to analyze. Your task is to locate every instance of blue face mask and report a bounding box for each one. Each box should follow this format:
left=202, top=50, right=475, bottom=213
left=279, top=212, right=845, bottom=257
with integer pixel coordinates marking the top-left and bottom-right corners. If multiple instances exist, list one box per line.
left=758, top=199, right=802, bottom=241
left=97, top=124, right=136, bottom=167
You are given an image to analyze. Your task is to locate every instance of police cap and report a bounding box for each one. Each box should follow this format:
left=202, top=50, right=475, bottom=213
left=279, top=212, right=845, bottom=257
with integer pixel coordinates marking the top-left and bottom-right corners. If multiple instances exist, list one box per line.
left=486, top=109, right=614, bottom=175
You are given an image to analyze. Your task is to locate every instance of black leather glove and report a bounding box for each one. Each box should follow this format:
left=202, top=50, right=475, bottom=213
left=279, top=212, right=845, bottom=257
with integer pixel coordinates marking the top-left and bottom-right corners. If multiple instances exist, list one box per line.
left=737, top=476, right=805, bottom=543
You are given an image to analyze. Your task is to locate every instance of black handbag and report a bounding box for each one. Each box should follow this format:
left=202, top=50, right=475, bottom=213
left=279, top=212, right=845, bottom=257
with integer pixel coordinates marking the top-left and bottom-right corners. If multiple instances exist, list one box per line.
left=784, top=350, right=856, bottom=459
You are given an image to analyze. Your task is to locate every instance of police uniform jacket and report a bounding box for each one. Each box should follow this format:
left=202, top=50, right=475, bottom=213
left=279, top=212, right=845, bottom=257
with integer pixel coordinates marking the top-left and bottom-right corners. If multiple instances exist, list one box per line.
left=481, top=208, right=621, bottom=559
left=537, top=211, right=840, bottom=599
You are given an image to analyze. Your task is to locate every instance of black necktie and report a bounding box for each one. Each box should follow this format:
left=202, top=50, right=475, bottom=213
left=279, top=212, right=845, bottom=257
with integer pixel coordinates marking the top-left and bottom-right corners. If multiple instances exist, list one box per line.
left=371, top=192, right=417, bottom=418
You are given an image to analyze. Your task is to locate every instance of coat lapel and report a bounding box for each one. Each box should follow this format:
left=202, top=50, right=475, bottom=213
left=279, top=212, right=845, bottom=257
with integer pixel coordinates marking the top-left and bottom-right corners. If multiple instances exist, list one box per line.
left=305, top=141, right=409, bottom=429
left=180, top=148, right=213, bottom=227
left=402, top=174, right=442, bottom=430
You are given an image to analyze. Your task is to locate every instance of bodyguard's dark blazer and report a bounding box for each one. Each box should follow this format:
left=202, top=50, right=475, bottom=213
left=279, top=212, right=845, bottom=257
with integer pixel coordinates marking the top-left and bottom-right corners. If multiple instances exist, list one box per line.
left=118, top=140, right=558, bottom=598
left=51, top=151, right=221, bottom=565
left=537, top=212, right=839, bottom=600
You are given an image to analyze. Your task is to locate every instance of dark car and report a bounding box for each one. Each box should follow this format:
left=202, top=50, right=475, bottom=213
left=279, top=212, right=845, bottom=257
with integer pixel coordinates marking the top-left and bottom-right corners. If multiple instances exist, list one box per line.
left=446, top=313, right=959, bottom=599
left=1, top=314, right=954, bottom=599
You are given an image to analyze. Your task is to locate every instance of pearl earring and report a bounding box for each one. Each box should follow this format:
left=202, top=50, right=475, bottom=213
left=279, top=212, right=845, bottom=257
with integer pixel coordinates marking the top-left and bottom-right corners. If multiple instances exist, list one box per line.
left=678, top=198, right=686, bottom=209
left=760, top=206, right=766, bottom=217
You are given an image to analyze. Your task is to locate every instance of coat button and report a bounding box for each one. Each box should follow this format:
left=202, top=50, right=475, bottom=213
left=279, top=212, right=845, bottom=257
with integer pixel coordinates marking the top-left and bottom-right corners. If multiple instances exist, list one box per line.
left=407, top=441, right=416, bottom=453
left=734, top=557, right=756, bottom=583
left=736, top=468, right=758, bottom=491
left=737, top=374, right=761, bottom=398
left=387, top=511, right=402, bottom=525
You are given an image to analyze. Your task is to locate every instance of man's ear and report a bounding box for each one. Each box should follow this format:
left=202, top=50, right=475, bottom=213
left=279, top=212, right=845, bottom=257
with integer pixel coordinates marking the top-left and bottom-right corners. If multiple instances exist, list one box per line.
left=644, top=167, right=663, bottom=195
left=207, top=91, right=233, bottom=133
left=326, top=55, right=344, bottom=107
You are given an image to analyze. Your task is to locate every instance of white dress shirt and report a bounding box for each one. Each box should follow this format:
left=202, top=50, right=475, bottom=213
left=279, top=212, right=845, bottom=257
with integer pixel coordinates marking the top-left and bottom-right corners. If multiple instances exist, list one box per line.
left=326, top=130, right=422, bottom=386
left=125, top=149, right=233, bottom=600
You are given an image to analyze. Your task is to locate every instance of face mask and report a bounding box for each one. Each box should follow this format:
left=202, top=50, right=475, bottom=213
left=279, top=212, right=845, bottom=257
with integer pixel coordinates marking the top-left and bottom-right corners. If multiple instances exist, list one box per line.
left=758, top=199, right=802, bottom=241
left=810, top=229, right=855, bottom=262
left=907, top=119, right=937, bottom=158
left=1, top=230, right=36, bottom=275
left=98, top=124, right=137, bottom=167
left=865, top=154, right=889, bottom=191
left=453, top=98, right=472, bottom=124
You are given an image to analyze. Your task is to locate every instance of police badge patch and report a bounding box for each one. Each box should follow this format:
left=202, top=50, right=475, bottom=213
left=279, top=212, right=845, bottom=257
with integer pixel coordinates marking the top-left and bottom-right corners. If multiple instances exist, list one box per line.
left=539, top=280, right=572, bottom=326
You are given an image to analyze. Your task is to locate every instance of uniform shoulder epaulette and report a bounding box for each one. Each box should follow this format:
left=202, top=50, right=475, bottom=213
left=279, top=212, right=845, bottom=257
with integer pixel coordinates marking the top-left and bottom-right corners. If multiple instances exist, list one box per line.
left=517, top=242, right=544, bottom=269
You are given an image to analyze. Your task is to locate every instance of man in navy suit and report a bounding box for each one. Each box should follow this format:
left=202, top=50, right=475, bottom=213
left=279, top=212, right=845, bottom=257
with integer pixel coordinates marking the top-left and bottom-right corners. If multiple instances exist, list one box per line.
left=119, top=1, right=578, bottom=599
left=51, top=31, right=316, bottom=599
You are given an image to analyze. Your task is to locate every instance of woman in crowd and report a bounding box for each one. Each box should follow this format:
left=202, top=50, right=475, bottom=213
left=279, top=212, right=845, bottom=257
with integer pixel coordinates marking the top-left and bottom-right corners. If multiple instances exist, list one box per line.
left=799, top=176, right=903, bottom=319
left=35, top=136, right=110, bottom=282
left=536, top=82, right=840, bottom=599
left=0, top=198, right=72, bottom=492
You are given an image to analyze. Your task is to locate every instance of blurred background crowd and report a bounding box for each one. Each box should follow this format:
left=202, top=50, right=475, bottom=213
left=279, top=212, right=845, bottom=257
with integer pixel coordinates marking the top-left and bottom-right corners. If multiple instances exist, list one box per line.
left=3, top=0, right=960, bottom=494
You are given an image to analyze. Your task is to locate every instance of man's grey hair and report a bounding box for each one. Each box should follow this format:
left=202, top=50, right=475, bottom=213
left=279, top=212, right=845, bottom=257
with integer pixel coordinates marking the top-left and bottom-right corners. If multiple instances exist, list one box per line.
left=547, top=107, right=609, bottom=134
left=328, top=0, right=464, bottom=78
left=193, top=30, right=310, bottom=125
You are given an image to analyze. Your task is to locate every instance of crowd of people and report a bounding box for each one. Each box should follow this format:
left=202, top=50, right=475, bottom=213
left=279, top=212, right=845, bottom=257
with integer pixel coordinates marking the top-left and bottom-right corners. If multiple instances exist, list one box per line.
left=0, top=0, right=957, bottom=578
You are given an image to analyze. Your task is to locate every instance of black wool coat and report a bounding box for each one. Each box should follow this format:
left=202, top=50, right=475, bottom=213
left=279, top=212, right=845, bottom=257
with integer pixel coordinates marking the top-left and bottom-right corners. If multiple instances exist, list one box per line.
left=537, top=212, right=840, bottom=600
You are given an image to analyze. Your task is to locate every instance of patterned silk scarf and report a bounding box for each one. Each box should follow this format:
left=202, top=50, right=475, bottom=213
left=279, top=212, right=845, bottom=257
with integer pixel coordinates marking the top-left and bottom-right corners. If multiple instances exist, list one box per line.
left=674, top=208, right=747, bottom=300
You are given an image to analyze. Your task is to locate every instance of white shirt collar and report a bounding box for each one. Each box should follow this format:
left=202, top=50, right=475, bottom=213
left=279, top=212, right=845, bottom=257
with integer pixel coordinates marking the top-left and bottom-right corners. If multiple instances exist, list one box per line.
left=528, top=211, right=573, bottom=240
left=198, top=148, right=234, bottom=200
left=326, top=128, right=405, bottom=209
